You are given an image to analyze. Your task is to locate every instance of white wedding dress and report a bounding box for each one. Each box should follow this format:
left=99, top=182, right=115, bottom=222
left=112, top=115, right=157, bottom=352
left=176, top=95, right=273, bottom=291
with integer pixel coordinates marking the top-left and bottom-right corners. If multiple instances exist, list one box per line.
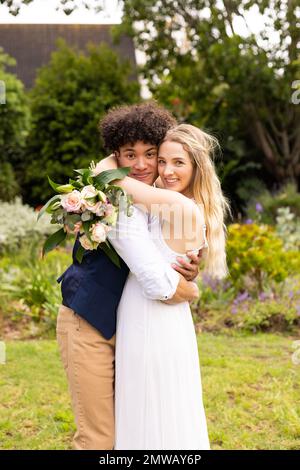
left=114, top=214, right=211, bottom=450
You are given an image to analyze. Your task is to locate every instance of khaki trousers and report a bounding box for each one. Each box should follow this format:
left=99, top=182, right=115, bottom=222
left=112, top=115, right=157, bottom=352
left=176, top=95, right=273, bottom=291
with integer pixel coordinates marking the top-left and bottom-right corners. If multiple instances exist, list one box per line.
left=56, top=304, right=115, bottom=450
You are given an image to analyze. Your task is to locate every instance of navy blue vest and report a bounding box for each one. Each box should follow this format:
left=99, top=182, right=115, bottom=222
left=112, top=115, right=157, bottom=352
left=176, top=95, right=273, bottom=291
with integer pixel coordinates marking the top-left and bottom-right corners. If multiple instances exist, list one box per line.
left=57, top=237, right=129, bottom=340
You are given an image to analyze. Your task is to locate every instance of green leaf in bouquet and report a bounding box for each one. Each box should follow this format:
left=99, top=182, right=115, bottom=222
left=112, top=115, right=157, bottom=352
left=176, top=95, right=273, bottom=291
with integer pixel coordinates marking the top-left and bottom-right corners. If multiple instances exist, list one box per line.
left=69, top=179, right=83, bottom=189
left=75, top=243, right=85, bottom=263
left=48, top=176, right=65, bottom=192
left=100, top=240, right=121, bottom=268
left=42, top=228, right=67, bottom=257
left=65, top=213, right=82, bottom=230
left=74, top=168, right=89, bottom=176
left=74, top=168, right=93, bottom=186
left=55, top=183, right=75, bottom=193
left=83, top=220, right=93, bottom=237
left=93, top=167, right=131, bottom=187
left=37, top=194, right=61, bottom=221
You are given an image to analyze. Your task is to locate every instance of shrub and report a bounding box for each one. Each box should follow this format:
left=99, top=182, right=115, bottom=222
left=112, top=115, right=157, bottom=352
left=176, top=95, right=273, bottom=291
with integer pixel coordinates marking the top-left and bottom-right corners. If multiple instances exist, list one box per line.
left=275, top=207, right=300, bottom=251
left=245, top=182, right=300, bottom=224
left=0, top=198, right=58, bottom=254
left=226, top=222, right=300, bottom=293
left=23, top=39, right=140, bottom=205
left=193, top=272, right=300, bottom=334
left=0, top=162, right=20, bottom=201
left=0, top=48, right=31, bottom=180
left=0, top=247, right=71, bottom=336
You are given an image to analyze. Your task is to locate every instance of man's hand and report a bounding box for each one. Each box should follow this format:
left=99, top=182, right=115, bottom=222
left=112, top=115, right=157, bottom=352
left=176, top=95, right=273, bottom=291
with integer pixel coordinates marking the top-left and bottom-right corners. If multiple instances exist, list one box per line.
left=171, top=249, right=203, bottom=281
left=63, top=222, right=82, bottom=235
left=163, top=279, right=199, bottom=305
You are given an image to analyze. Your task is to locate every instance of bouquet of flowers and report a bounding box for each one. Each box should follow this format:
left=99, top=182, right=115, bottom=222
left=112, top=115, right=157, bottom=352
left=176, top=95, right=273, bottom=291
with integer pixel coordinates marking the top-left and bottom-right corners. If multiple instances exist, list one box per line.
left=37, top=161, right=133, bottom=267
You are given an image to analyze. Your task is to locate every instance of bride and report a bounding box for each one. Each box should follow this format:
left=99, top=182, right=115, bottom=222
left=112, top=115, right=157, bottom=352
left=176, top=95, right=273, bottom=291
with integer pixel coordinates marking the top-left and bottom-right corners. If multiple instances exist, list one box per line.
left=99, top=123, right=230, bottom=450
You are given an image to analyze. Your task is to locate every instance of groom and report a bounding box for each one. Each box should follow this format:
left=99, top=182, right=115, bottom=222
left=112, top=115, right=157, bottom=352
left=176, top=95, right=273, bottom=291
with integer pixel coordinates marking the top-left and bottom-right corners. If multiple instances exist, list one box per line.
left=56, top=102, right=202, bottom=450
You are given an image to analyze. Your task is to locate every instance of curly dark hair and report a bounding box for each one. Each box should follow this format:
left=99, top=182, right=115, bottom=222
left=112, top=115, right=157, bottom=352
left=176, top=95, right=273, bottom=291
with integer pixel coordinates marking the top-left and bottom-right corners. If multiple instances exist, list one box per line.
left=99, top=102, right=177, bottom=151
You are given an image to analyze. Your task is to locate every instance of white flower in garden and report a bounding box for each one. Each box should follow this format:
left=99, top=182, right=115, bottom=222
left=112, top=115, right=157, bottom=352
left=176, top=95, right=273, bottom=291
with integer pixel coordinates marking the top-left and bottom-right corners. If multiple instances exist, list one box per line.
left=90, top=222, right=111, bottom=243
left=81, top=185, right=99, bottom=211
left=79, top=234, right=94, bottom=250
left=61, top=190, right=82, bottom=213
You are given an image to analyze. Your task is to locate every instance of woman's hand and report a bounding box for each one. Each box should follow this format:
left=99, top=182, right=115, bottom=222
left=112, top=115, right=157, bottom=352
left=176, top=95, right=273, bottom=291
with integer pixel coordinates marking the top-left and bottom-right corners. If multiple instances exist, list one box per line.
left=92, top=154, right=118, bottom=175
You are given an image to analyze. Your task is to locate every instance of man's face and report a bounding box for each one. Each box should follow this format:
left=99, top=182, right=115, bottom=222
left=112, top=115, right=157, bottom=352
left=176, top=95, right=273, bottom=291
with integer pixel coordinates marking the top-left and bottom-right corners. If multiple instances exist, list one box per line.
left=115, top=141, right=158, bottom=186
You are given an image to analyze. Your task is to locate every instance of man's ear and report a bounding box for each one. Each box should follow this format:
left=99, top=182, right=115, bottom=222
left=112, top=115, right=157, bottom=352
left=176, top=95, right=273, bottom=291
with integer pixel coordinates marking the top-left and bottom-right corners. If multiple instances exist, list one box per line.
left=114, top=150, right=120, bottom=159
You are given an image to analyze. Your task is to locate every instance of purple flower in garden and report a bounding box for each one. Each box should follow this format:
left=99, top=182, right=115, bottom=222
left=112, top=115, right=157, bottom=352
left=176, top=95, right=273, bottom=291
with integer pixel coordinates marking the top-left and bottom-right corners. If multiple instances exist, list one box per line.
left=223, top=281, right=232, bottom=290
left=259, top=292, right=268, bottom=301
left=233, top=291, right=250, bottom=305
left=289, top=291, right=294, bottom=299
left=231, top=306, right=238, bottom=315
left=202, top=272, right=219, bottom=291
left=255, top=202, right=263, bottom=213
left=245, top=219, right=253, bottom=224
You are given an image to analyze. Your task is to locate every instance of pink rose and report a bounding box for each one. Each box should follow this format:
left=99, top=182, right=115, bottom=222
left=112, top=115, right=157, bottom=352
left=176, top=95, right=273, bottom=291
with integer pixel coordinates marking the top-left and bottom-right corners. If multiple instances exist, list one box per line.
left=61, top=190, right=82, bottom=213
left=90, top=222, right=111, bottom=243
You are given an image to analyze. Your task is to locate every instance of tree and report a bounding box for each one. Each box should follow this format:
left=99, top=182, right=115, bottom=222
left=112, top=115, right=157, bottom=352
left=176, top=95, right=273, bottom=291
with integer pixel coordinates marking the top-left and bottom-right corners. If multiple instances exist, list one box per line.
left=118, top=0, right=300, bottom=190
left=0, top=0, right=105, bottom=16
left=23, top=39, right=140, bottom=205
left=0, top=47, right=30, bottom=199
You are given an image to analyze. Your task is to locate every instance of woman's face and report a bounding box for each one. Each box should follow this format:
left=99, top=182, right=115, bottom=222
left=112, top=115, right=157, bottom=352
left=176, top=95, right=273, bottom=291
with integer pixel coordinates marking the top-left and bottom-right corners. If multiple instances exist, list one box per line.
left=158, top=140, right=194, bottom=197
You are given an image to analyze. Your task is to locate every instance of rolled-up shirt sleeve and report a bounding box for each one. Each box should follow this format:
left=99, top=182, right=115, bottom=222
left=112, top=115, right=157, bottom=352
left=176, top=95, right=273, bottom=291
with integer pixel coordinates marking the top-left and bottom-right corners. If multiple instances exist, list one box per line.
left=107, top=206, right=180, bottom=300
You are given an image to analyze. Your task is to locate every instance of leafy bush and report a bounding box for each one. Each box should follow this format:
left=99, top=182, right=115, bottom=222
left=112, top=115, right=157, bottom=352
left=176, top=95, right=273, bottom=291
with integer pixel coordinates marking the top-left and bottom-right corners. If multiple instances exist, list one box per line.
left=191, top=220, right=300, bottom=334
left=0, top=246, right=71, bottom=336
left=0, top=198, right=58, bottom=254
left=275, top=207, right=300, bottom=251
left=0, top=48, right=31, bottom=179
left=245, top=183, right=300, bottom=224
left=23, top=39, right=140, bottom=205
left=226, top=222, right=300, bottom=293
left=0, top=162, right=20, bottom=201
left=193, top=273, right=300, bottom=334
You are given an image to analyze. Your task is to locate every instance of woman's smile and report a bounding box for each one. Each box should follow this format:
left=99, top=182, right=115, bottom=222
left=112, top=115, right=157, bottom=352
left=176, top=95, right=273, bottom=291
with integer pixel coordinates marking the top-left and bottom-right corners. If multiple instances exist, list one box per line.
left=158, top=140, right=194, bottom=196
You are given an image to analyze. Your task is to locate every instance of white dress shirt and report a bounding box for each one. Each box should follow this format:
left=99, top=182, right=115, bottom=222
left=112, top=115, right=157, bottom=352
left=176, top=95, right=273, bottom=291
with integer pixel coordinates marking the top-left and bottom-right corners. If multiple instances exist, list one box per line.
left=107, top=206, right=180, bottom=301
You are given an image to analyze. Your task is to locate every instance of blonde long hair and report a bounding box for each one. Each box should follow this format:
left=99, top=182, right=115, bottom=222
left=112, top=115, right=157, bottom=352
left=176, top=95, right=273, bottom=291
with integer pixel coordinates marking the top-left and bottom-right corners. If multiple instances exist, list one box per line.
left=164, top=124, right=231, bottom=279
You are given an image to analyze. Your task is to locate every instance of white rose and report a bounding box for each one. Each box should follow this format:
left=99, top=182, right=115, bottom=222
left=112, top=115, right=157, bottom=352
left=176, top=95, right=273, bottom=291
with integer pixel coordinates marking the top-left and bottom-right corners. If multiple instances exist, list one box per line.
left=79, top=234, right=94, bottom=250
left=81, top=185, right=99, bottom=211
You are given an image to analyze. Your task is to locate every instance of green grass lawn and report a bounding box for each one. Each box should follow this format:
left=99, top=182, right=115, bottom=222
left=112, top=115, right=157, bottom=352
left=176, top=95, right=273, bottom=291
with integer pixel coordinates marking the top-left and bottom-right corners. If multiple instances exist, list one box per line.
left=0, top=332, right=300, bottom=450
